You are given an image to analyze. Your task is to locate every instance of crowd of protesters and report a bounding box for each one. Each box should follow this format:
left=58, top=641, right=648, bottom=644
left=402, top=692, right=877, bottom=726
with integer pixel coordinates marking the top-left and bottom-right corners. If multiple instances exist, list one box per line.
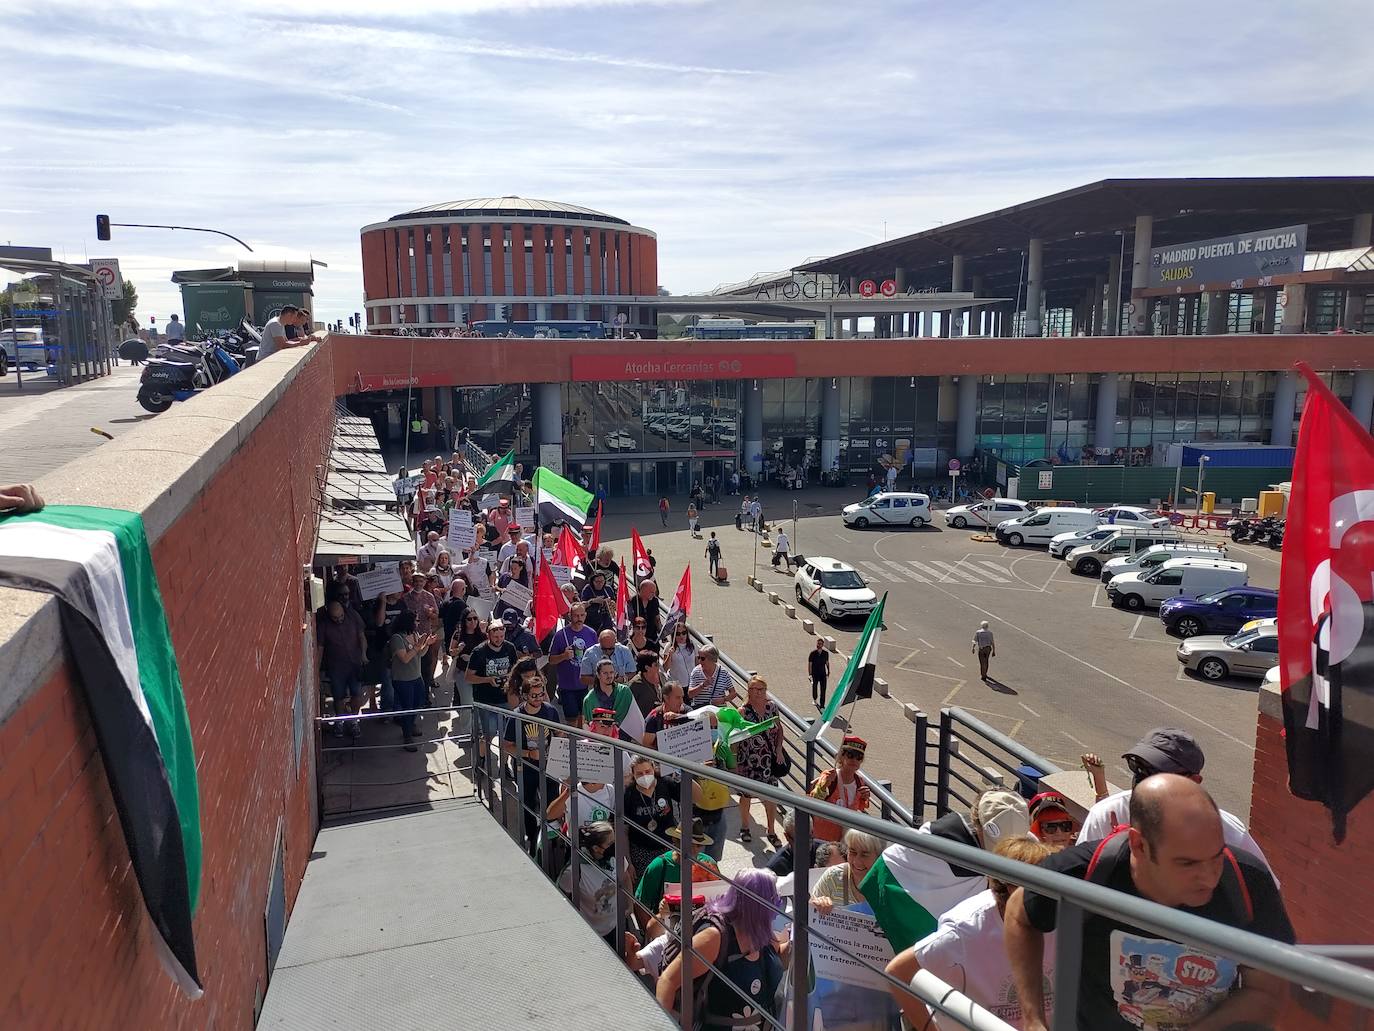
left=316, top=441, right=1295, bottom=1031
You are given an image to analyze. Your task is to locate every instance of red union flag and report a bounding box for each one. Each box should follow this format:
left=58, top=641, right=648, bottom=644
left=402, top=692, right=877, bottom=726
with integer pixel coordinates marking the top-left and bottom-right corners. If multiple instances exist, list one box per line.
left=1279, top=363, right=1374, bottom=841
left=660, top=566, right=692, bottom=642
left=614, top=554, right=629, bottom=631
left=631, top=528, right=653, bottom=583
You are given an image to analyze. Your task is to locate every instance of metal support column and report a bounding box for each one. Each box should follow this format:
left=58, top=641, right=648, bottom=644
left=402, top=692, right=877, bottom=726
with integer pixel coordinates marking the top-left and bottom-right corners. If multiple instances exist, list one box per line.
left=1025, top=239, right=1043, bottom=337
left=1128, top=215, right=1154, bottom=335
left=1104, top=251, right=1122, bottom=336
left=743, top=384, right=763, bottom=476
left=1351, top=370, right=1374, bottom=432
left=1270, top=371, right=1298, bottom=446
left=820, top=377, right=841, bottom=474
left=949, top=255, right=965, bottom=338
left=1094, top=373, right=1119, bottom=457
left=955, top=374, right=978, bottom=462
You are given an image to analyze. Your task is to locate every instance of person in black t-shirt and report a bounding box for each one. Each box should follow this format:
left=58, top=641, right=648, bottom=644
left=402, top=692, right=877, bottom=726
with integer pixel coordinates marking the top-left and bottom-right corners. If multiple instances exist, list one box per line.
left=502, top=673, right=561, bottom=855
left=623, top=755, right=680, bottom=881
left=466, top=622, right=519, bottom=776
left=807, top=638, right=830, bottom=707
left=1004, top=775, right=1293, bottom=1031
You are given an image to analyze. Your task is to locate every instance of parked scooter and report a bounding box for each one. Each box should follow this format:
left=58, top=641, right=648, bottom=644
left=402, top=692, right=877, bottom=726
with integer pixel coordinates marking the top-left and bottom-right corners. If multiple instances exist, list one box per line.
left=137, top=338, right=239, bottom=413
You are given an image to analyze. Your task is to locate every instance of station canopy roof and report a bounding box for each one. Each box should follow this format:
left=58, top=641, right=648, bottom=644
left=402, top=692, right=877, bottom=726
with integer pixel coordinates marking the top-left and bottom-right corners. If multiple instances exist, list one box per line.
left=798, top=177, right=1374, bottom=309
left=325, top=470, right=396, bottom=506
left=314, top=507, right=414, bottom=566
left=330, top=445, right=388, bottom=475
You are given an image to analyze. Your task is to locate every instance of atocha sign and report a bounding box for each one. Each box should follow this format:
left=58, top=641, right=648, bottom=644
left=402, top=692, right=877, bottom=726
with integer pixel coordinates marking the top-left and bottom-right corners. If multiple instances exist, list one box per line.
left=752, top=276, right=938, bottom=301
left=1148, top=224, right=1307, bottom=290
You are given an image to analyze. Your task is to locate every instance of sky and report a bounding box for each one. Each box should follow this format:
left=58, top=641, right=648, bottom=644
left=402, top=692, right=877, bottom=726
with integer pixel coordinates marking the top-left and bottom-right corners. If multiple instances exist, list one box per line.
left=2, top=0, right=1371, bottom=325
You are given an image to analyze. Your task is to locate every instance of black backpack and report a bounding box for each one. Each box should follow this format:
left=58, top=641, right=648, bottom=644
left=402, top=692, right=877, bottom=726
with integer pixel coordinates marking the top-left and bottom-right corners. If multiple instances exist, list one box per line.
left=660, top=911, right=781, bottom=1030
left=707, top=539, right=721, bottom=557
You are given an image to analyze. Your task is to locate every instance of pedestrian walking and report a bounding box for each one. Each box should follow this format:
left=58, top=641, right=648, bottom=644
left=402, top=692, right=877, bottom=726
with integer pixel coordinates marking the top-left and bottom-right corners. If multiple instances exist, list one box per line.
left=686, top=502, right=700, bottom=538
left=807, top=638, right=830, bottom=707
left=737, top=495, right=748, bottom=531
left=705, top=531, right=721, bottom=578
left=972, top=620, right=996, bottom=681
left=659, top=496, right=670, bottom=527
left=772, top=529, right=790, bottom=569
left=749, top=497, right=763, bottom=534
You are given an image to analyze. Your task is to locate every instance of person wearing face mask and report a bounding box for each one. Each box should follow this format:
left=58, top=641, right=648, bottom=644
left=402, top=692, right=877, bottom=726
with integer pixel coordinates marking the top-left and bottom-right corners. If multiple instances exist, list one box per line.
left=623, top=755, right=680, bottom=880
left=557, top=821, right=623, bottom=947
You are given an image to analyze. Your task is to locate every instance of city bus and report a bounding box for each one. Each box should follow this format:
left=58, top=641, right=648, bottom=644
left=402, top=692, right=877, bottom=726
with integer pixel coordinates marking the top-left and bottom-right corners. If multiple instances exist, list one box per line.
left=682, top=319, right=816, bottom=340
left=471, top=320, right=607, bottom=339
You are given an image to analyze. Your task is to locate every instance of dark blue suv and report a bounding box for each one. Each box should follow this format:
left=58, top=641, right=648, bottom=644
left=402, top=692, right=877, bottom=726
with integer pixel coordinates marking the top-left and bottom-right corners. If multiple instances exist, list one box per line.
left=1159, top=587, right=1278, bottom=638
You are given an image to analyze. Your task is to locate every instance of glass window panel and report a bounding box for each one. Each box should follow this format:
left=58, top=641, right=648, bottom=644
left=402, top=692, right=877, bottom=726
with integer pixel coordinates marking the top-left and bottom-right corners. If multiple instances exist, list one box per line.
left=871, top=377, right=896, bottom=435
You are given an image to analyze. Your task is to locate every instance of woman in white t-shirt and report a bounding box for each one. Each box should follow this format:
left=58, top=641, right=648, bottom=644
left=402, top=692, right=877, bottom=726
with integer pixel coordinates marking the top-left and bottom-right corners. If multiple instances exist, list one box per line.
left=886, top=835, right=1054, bottom=1030
left=556, top=820, right=623, bottom=943
left=663, top=625, right=696, bottom=687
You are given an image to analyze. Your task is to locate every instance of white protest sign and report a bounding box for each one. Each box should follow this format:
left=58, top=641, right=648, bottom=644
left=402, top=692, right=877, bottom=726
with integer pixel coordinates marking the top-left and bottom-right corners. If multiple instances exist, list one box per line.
left=665, top=879, right=729, bottom=902
left=655, top=715, right=714, bottom=764
left=545, top=736, right=619, bottom=783
left=476, top=576, right=497, bottom=602
left=808, top=907, right=894, bottom=992
left=356, top=563, right=403, bottom=600
left=477, top=493, right=503, bottom=511
left=549, top=564, right=573, bottom=585
left=500, top=580, right=533, bottom=614
left=515, top=506, right=535, bottom=529
left=393, top=475, right=422, bottom=497
left=448, top=520, right=477, bottom=552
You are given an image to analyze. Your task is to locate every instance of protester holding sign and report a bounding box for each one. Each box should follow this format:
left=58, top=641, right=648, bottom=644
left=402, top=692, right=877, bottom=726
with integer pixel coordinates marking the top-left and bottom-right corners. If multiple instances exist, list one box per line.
left=623, top=755, right=680, bottom=879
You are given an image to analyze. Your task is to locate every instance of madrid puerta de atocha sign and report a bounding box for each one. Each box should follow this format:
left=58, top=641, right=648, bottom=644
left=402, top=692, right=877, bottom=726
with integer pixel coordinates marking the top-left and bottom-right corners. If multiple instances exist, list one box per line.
left=1148, top=224, right=1307, bottom=291
left=751, top=275, right=938, bottom=301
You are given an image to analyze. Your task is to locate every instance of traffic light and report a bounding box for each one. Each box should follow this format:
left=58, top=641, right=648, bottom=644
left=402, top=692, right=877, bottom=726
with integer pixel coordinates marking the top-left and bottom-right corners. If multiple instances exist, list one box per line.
left=500, top=304, right=512, bottom=322
left=354, top=311, right=362, bottom=332
left=96, top=214, right=111, bottom=241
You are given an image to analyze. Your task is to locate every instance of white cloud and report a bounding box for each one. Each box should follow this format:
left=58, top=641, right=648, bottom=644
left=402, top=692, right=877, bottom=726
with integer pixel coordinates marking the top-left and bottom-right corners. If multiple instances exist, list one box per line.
left=0, top=0, right=1369, bottom=320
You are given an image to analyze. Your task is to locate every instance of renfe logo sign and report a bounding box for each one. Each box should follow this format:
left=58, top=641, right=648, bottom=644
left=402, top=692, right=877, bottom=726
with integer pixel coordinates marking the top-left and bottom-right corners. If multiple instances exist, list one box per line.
left=571, top=353, right=797, bottom=382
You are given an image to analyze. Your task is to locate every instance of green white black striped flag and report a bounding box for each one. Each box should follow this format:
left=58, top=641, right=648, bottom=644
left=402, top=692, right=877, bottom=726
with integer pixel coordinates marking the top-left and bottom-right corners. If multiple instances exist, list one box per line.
left=806, top=592, right=885, bottom=742
left=0, top=505, right=202, bottom=996
left=531, top=467, right=594, bottom=529
left=475, top=449, right=518, bottom=493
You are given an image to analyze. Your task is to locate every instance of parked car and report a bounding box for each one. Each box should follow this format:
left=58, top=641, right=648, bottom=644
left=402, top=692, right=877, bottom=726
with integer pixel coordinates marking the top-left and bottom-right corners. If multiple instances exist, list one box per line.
left=1065, top=528, right=1187, bottom=577
left=1176, top=624, right=1280, bottom=681
left=794, top=558, right=877, bottom=622
left=1159, top=586, right=1278, bottom=637
left=944, top=497, right=1030, bottom=529
left=995, top=507, right=1100, bottom=547
left=1047, top=524, right=1116, bottom=559
left=843, top=492, right=932, bottom=529
left=1100, top=542, right=1228, bottom=584
left=1106, top=558, right=1249, bottom=611
left=1095, top=505, right=1172, bottom=530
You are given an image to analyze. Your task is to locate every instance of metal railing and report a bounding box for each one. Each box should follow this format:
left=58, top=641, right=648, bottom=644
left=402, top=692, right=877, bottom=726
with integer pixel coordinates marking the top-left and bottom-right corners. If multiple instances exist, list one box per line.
left=451, top=700, right=1374, bottom=1031
left=912, top=706, right=1062, bottom=820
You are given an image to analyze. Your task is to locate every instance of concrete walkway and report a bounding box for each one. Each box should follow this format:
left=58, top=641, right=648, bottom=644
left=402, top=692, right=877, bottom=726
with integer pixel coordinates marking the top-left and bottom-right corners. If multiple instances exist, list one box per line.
left=0, top=364, right=154, bottom=483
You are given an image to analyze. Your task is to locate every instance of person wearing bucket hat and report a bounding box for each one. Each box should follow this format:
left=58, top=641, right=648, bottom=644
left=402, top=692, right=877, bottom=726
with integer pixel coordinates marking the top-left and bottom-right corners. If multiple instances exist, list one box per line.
left=1075, top=727, right=1273, bottom=873
left=635, top=817, right=720, bottom=912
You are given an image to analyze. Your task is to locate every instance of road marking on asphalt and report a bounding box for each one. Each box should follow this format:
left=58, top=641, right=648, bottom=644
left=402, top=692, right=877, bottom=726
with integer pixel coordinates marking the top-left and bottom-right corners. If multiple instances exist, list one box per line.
left=858, top=560, right=897, bottom=582
left=886, top=561, right=932, bottom=583
left=1061, top=731, right=1089, bottom=748
left=932, top=560, right=980, bottom=583
left=963, top=560, right=1009, bottom=582
left=1091, top=585, right=1110, bottom=609
left=918, top=637, right=935, bottom=649
left=894, top=622, right=910, bottom=632
left=896, top=648, right=923, bottom=668
left=1019, top=702, right=1042, bottom=718
left=943, top=683, right=963, bottom=704
left=947, top=655, right=966, bottom=668
left=978, top=561, right=1014, bottom=577
left=871, top=532, right=1249, bottom=747
left=910, top=560, right=947, bottom=581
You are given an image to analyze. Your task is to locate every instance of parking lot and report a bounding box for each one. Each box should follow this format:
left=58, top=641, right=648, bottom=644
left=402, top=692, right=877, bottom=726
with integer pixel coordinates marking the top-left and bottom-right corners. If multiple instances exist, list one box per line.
left=742, top=503, right=1280, bottom=818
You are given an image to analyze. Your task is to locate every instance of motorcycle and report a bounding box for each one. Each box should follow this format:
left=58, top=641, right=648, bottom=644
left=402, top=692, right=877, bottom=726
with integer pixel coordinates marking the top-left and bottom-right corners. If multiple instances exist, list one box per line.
left=1266, top=519, right=1285, bottom=550
left=136, top=321, right=260, bottom=413
left=1228, top=516, right=1258, bottom=542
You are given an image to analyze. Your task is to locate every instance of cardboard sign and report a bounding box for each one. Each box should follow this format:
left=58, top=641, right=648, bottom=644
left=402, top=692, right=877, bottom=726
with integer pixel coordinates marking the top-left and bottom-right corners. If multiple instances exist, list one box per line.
left=655, top=715, right=714, bottom=764
left=515, top=506, right=535, bottom=530
left=477, top=493, right=503, bottom=511
left=545, top=736, right=619, bottom=783
left=448, top=521, right=477, bottom=552
left=393, top=475, right=422, bottom=496
left=356, top=563, right=403, bottom=600
left=500, top=580, right=533, bottom=614
left=549, top=564, right=573, bottom=585
left=808, top=906, right=894, bottom=992
left=665, top=879, right=728, bottom=901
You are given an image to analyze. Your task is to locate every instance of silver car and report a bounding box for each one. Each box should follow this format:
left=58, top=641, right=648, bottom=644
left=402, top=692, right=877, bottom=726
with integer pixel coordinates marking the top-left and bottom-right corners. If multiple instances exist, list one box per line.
left=1176, top=625, right=1280, bottom=681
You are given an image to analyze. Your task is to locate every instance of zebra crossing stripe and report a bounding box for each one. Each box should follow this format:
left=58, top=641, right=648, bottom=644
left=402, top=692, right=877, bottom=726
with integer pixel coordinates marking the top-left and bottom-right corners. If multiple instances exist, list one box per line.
left=978, top=561, right=1014, bottom=577
left=909, top=560, right=947, bottom=581
left=959, top=559, right=1009, bottom=583
left=859, top=561, right=895, bottom=582
left=931, top=560, right=980, bottom=583
left=885, top=561, right=930, bottom=583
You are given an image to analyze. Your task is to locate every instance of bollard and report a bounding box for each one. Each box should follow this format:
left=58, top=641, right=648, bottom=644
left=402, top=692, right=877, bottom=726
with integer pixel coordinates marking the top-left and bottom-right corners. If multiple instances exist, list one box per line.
left=768, top=591, right=780, bottom=605
left=823, top=636, right=837, bottom=652
left=783, top=604, right=796, bottom=618
left=874, top=676, right=890, bottom=698
left=802, top=619, right=816, bottom=634
left=753, top=580, right=764, bottom=593
left=747, top=575, right=756, bottom=588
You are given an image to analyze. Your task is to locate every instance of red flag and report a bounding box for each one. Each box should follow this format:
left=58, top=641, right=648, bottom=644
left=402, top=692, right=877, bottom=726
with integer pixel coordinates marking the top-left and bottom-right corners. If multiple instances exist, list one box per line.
left=534, top=560, right=562, bottom=640
left=631, top=528, right=653, bottom=583
left=1279, top=362, right=1374, bottom=841
left=556, top=525, right=584, bottom=573
left=614, top=554, right=629, bottom=632
left=588, top=501, right=603, bottom=554
left=660, top=565, right=692, bottom=641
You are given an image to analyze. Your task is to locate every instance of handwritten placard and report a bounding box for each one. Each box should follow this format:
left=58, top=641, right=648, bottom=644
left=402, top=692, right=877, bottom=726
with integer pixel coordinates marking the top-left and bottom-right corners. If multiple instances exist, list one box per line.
left=808, top=907, right=894, bottom=991
left=515, top=506, right=535, bottom=530
left=655, top=715, right=714, bottom=764
left=356, top=563, right=403, bottom=600
left=545, top=736, right=619, bottom=783
left=500, top=580, right=533, bottom=614
left=448, top=521, right=477, bottom=552
left=549, top=564, right=572, bottom=585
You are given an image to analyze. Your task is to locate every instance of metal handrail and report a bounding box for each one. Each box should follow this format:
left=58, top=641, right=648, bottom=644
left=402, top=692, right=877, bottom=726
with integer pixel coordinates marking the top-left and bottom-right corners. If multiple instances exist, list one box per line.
left=687, top=625, right=918, bottom=827
left=468, top=700, right=1374, bottom=1018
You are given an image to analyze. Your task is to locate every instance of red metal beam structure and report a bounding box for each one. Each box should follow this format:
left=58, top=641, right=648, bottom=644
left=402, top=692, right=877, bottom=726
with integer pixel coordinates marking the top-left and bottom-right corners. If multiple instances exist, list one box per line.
left=327, top=332, right=1372, bottom=396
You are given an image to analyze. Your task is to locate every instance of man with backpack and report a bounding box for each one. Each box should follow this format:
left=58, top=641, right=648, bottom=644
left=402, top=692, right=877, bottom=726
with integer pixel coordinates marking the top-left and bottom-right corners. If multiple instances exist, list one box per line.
left=1003, top=774, right=1294, bottom=1031
left=704, top=532, right=721, bottom=579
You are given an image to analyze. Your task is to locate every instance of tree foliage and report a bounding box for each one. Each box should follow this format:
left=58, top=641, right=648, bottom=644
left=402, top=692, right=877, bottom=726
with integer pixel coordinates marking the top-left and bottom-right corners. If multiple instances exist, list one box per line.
left=112, top=279, right=139, bottom=327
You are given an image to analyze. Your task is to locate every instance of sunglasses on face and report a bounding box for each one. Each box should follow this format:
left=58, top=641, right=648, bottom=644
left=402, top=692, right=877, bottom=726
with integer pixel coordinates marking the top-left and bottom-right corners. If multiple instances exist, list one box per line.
left=839, top=750, right=864, bottom=761
left=1039, top=819, right=1075, bottom=835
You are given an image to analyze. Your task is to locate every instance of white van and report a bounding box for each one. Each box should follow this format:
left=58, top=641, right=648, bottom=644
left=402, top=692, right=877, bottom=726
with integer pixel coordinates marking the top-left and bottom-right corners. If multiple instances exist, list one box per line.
left=994, top=507, right=1099, bottom=547
left=843, top=492, right=932, bottom=529
left=1099, top=542, right=1228, bottom=584
left=1063, top=527, right=1186, bottom=576
left=1105, top=557, right=1248, bottom=610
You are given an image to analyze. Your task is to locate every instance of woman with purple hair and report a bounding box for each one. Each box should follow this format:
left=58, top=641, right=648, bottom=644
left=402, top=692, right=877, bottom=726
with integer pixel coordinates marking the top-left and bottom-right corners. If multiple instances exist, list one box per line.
left=655, top=868, right=786, bottom=1029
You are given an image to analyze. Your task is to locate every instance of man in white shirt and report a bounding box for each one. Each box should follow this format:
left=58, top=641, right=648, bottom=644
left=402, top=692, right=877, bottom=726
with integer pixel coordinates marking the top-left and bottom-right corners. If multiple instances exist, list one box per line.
left=773, top=530, right=790, bottom=569
left=886, top=463, right=898, bottom=491
left=165, top=313, right=185, bottom=342
left=1075, top=727, right=1274, bottom=875
left=256, top=305, right=303, bottom=361
left=416, top=531, right=448, bottom=573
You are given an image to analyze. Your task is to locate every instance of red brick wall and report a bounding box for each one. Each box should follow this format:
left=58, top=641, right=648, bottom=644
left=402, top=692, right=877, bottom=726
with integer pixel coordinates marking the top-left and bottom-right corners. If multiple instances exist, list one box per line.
left=0, top=348, right=334, bottom=1028
left=1250, top=704, right=1374, bottom=1029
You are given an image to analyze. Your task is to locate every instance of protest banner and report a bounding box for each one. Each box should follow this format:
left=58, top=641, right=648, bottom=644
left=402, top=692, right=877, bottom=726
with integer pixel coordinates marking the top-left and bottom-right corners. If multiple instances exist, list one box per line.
left=356, top=563, right=403, bottom=600
left=808, top=906, right=894, bottom=992
left=655, top=716, right=714, bottom=764
left=549, top=564, right=572, bottom=585
left=515, top=506, right=536, bottom=530
left=500, top=580, right=533, bottom=614
left=545, top=736, right=619, bottom=783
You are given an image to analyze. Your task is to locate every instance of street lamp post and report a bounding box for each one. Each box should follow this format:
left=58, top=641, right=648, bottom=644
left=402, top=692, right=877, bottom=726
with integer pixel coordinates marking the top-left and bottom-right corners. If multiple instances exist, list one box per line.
left=1196, top=455, right=1210, bottom=520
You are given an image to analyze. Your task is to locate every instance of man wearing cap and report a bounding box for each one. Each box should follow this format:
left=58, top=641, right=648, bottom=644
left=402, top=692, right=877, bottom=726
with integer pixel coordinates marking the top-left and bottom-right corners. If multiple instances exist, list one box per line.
left=862, top=789, right=1031, bottom=953
left=498, top=524, right=525, bottom=566
left=634, top=817, right=721, bottom=913
left=1076, top=727, right=1273, bottom=873
left=1005, top=775, right=1293, bottom=1031
left=807, top=736, right=874, bottom=841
